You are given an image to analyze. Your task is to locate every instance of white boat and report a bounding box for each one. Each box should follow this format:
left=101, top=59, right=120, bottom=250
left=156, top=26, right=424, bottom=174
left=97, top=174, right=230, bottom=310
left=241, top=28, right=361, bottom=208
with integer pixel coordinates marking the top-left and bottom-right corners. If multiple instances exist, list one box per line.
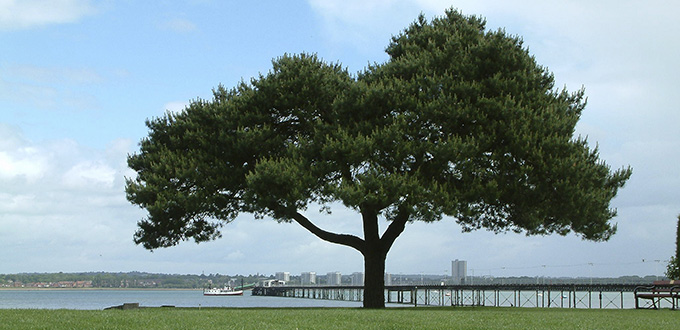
left=203, top=286, right=244, bottom=296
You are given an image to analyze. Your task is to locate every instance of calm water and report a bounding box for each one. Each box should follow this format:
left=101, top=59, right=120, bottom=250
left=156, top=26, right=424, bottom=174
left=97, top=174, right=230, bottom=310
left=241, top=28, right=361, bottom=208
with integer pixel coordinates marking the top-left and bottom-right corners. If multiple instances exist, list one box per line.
left=0, top=290, right=363, bottom=310
left=0, top=289, right=652, bottom=310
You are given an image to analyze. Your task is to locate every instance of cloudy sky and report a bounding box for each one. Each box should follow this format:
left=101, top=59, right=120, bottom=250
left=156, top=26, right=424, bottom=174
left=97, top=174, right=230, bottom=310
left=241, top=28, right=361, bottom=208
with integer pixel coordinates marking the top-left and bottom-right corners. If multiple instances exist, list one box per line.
left=1, top=0, right=678, bottom=279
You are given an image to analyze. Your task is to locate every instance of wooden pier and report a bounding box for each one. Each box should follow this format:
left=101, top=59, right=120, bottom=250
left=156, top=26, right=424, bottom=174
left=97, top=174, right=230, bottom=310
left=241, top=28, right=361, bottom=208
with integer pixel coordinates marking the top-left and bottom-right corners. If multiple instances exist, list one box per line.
left=252, top=284, right=651, bottom=309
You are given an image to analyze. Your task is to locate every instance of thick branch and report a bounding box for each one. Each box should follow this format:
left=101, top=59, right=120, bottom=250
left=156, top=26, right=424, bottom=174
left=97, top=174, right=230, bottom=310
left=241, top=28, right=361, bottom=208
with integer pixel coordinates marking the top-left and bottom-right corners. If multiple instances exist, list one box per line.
left=292, top=212, right=365, bottom=252
left=380, top=207, right=409, bottom=253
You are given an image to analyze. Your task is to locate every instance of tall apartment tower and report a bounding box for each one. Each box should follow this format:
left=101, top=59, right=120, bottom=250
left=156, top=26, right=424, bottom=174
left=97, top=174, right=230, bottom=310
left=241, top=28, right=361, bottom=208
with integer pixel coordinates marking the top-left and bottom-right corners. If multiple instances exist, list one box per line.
left=384, top=273, right=392, bottom=286
left=351, top=272, right=364, bottom=286
left=327, top=272, right=342, bottom=286
left=452, top=259, right=467, bottom=285
left=301, top=272, right=316, bottom=285
left=275, top=272, right=290, bottom=282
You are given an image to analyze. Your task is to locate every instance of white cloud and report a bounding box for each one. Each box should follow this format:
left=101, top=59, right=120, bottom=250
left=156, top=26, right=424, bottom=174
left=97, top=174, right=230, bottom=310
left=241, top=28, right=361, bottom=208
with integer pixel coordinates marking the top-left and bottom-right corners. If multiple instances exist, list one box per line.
left=0, top=193, right=36, bottom=213
left=0, top=64, right=104, bottom=111
left=163, top=101, right=190, bottom=114
left=307, top=0, right=422, bottom=60
left=62, top=161, right=116, bottom=189
left=0, top=126, right=146, bottom=273
left=0, top=76, right=58, bottom=109
left=0, top=126, right=48, bottom=182
left=5, top=65, right=103, bottom=85
left=308, top=0, right=400, bottom=23
left=225, top=250, right=245, bottom=261
left=0, top=0, right=98, bottom=30
left=158, top=18, right=197, bottom=33
left=0, top=126, right=130, bottom=219
left=0, top=149, right=46, bottom=182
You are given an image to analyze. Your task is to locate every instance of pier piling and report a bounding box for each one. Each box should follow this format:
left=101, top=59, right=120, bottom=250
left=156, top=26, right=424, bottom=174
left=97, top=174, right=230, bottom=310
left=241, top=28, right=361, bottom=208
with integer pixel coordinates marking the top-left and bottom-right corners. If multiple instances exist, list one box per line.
left=252, top=284, right=646, bottom=309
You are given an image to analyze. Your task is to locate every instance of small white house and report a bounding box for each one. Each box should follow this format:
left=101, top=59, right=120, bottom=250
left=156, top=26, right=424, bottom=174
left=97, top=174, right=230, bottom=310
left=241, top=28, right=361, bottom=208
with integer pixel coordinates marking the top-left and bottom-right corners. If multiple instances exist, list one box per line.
left=259, top=279, right=286, bottom=287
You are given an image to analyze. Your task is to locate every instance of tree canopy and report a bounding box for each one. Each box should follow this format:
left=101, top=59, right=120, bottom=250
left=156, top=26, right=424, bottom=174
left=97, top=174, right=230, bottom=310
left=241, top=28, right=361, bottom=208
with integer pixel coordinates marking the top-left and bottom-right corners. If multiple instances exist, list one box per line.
left=126, top=9, right=631, bottom=308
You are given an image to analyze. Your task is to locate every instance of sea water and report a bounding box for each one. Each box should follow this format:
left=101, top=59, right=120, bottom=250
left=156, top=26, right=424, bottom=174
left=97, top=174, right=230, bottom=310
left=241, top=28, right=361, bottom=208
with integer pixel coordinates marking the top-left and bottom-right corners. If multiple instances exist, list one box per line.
left=0, top=289, right=651, bottom=310
left=0, top=289, right=363, bottom=310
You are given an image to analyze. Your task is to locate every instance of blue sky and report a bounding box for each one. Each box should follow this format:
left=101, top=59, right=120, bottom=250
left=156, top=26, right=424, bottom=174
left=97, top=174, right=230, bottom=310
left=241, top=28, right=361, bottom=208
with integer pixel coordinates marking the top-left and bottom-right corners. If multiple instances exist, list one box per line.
left=1, top=0, right=679, bottom=279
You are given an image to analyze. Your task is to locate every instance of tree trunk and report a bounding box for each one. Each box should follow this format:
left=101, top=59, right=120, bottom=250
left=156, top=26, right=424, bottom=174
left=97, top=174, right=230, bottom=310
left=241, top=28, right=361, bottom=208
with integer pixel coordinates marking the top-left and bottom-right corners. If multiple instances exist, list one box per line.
left=292, top=209, right=408, bottom=309
left=363, top=249, right=386, bottom=308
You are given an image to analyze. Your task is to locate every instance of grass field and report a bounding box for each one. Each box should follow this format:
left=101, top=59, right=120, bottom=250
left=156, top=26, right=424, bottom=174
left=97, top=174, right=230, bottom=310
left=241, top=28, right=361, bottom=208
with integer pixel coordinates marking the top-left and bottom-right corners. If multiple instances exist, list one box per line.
left=1, top=307, right=678, bottom=330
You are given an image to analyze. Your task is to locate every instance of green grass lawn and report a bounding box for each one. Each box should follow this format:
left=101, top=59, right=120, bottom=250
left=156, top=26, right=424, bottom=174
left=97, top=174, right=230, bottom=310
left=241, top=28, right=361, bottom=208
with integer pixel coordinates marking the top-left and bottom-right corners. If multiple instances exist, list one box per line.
left=1, top=307, right=677, bottom=330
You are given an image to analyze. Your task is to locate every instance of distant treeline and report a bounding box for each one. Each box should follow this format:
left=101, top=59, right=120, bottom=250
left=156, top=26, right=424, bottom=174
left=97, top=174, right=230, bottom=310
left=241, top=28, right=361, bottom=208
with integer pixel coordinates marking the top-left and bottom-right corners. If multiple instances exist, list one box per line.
left=0, top=272, right=271, bottom=289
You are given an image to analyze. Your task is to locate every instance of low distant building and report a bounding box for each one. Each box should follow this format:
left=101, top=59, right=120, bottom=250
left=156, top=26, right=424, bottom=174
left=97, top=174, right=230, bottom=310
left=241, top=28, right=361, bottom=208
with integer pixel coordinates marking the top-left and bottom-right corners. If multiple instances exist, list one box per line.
left=385, top=273, right=392, bottom=286
left=259, top=279, right=286, bottom=287
left=3, top=280, right=24, bottom=288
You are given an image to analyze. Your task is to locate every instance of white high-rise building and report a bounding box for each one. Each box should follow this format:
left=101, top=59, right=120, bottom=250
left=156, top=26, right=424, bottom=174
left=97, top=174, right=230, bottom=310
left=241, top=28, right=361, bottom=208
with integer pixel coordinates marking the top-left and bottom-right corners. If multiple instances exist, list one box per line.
left=351, top=272, right=364, bottom=286
left=275, top=272, right=290, bottom=282
left=327, top=272, right=342, bottom=286
left=301, top=272, right=316, bottom=285
left=452, top=259, right=467, bottom=285
left=385, top=273, right=392, bottom=286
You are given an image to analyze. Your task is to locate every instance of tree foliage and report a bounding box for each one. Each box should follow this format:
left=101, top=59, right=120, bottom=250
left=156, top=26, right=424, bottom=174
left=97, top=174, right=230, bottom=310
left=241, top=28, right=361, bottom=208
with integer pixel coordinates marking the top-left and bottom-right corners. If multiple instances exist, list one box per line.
left=666, top=215, right=680, bottom=279
left=126, top=9, right=631, bottom=307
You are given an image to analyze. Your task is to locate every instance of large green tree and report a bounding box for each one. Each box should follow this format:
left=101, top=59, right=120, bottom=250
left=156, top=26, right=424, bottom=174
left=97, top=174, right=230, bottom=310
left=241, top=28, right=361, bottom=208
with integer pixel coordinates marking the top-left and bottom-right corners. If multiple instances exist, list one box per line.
left=126, top=9, right=631, bottom=308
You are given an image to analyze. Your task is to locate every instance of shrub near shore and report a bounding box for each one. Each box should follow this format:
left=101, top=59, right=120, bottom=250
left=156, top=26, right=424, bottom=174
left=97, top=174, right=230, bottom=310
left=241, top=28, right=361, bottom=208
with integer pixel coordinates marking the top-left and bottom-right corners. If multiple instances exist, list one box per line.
left=1, top=307, right=678, bottom=330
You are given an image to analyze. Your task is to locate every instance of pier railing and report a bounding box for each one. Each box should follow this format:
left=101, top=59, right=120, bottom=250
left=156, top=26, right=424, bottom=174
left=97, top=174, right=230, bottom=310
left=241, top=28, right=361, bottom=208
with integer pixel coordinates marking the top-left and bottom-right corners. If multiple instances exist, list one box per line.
left=252, top=284, right=648, bottom=309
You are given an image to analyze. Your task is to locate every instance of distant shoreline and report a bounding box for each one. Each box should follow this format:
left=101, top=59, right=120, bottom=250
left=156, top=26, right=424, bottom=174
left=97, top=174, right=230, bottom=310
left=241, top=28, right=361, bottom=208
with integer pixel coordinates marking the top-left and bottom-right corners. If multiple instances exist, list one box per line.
left=0, top=287, right=202, bottom=291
